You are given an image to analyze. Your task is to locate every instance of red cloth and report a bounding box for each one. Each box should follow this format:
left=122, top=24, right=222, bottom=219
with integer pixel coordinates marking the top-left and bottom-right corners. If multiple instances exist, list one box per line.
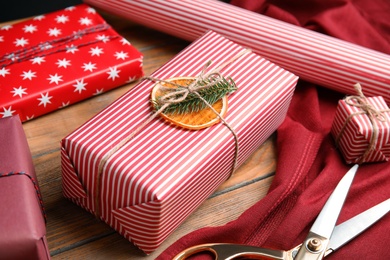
left=231, top=0, right=390, bottom=53
left=158, top=0, right=390, bottom=259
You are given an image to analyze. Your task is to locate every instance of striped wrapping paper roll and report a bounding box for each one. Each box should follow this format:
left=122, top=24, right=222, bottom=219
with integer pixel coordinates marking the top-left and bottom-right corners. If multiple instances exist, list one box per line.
left=61, top=31, right=298, bottom=253
left=84, top=0, right=390, bottom=103
left=331, top=95, right=390, bottom=164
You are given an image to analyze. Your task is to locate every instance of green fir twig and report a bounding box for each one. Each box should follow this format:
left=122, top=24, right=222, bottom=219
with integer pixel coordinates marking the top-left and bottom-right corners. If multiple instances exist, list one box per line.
left=153, top=76, right=237, bottom=115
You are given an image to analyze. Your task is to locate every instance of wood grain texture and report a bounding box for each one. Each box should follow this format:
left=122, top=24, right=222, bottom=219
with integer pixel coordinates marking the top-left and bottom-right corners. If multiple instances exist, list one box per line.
left=3, top=10, right=277, bottom=259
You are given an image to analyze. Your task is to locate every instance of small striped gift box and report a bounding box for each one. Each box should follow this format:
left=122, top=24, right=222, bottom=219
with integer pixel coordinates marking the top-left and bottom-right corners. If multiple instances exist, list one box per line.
left=61, top=31, right=298, bottom=253
left=331, top=88, right=390, bottom=164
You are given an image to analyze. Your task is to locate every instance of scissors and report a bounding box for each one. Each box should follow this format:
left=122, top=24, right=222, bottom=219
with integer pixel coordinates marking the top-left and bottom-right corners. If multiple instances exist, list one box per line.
left=174, top=165, right=390, bottom=259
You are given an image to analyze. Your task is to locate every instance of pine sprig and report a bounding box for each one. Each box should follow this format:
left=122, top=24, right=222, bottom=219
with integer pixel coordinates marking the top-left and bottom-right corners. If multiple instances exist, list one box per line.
left=153, top=76, right=237, bottom=115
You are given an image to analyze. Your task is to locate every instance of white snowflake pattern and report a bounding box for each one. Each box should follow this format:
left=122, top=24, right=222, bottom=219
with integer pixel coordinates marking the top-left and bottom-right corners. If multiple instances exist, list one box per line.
left=79, top=17, right=93, bottom=26
left=89, top=46, right=104, bottom=56
left=56, top=58, right=71, bottom=68
left=126, top=76, right=136, bottom=83
left=138, top=58, right=143, bottom=68
left=23, top=24, right=37, bottom=33
left=73, top=79, right=87, bottom=93
left=114, top=51, right=129, bottom=60
left=96, top=34, right=110, bottom=43
left=87, top=7, right=96, bottom=13
left=59, top=101, right=70, bottom=108
left=47, top=27, right=62, bottom=37
left=0, top=6, right=142, bottom=122
left=21, top=70, right=36, bottom=80
left=93, top=89, right=104, bottom=95
left=65, top=6, right=76, bottom=11
left=37, top=92, right=52, bottom=107
left=47, top=73, right=63, bottom=84
left=31, top=56, right=45, bottom=65
left=55, top=14, right=69, bottom=24
left=120, top=38, right=131, bottom=45
left=82, top=62, right=97, bottom=72
left=66, top=44, right=79, bottom=54
left=0, top=67, right=10, bottom=77
left=26, top=115, right=35, bottom=121
left=107, top=67, right=120, bottom=81
left=0, top=106, right=15, bottom=117
left=33, top=15, right=45, bottom=21
left=11, top=86, right=28, bottom=98
left=14, top=37, right=29, bottom=47
left=1, top=25, right=13, bottom=30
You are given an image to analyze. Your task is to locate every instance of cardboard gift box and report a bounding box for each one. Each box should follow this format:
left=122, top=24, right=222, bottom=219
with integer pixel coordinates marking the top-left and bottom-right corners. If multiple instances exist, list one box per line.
left=61, top=30, right=299, bottom=253
left=0, top=116, right=50, bottom=260
left=84, top=0, right=390, bottom=103
left=331, top=84, right=390, bottom=164
left=0, top=4, right=143, bottom=122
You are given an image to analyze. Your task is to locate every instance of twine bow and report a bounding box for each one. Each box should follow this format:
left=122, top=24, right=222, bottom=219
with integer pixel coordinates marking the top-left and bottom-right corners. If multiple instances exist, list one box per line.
left=146, top=62, right=233, bottom=120
left=153, top=63, right=224, bottom=108
left=94, top=49, right=251, bottom=216
left=335, top=83, right=390, bottom=163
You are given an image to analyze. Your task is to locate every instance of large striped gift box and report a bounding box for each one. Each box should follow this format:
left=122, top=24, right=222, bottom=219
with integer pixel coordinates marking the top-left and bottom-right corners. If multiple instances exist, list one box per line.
left=84, top=0, right=390, bottom=103
left=61, top=31, right=298, bottom=253
left=331, top=91, right=390, bottom=164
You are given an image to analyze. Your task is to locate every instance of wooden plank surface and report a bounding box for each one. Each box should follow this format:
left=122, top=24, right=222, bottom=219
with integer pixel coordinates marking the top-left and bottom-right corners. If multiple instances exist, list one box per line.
left=3, top=10, right=277, bottom=259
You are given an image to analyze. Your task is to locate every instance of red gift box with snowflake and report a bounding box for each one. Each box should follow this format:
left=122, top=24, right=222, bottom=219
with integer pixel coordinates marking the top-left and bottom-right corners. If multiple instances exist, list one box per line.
left=0, top=4, right=143, bottom=122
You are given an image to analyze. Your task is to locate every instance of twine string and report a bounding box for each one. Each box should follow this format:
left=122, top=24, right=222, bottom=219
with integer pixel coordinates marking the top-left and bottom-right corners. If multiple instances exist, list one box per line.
left=94, top=49, right=251, bottom=216
left=1, top=24, right=115, bottom=67
left=335, top=83, right=390, bottom=163
left=145, top=72, right=239, bottom=175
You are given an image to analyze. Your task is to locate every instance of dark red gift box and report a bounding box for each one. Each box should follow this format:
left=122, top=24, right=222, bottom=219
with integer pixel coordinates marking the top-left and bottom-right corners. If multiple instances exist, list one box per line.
left=0, top=116, right=50, bottom=260
left=0, top=4, right=143, bottom=122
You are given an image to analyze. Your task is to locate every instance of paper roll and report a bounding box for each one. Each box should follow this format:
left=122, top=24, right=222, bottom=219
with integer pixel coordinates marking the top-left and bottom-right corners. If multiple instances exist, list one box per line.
left=85, top=0, right=390, bottom=103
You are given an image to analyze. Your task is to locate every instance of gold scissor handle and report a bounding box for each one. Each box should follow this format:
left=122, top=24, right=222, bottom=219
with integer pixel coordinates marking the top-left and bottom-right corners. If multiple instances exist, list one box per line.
left=173, top=243, right=288, bottom=260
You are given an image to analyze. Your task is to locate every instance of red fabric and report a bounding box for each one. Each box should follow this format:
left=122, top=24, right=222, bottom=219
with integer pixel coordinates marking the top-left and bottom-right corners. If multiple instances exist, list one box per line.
left=158, top=0, right=390, bottom=259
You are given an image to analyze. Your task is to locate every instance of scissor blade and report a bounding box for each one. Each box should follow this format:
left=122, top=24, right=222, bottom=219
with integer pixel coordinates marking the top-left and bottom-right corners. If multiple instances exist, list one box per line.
left=325, top=198, right=390, bottom=256
left=310, top=164, right=359, bottom=239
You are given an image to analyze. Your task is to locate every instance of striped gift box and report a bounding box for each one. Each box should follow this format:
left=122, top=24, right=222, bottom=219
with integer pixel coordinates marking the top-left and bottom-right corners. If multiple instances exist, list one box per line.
left=61, top=31, right=298, bottom=253
left=84, top=0, right=390, bottom=103
left=331, top=95, right=390, bottom=164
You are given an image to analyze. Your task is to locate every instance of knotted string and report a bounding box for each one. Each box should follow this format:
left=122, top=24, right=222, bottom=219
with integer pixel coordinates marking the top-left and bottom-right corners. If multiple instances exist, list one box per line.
left=94, top=49, right=251, bottom=216
left=335, top=83, right=390, bottom=163
left=151, top=67, right=225, bottom=106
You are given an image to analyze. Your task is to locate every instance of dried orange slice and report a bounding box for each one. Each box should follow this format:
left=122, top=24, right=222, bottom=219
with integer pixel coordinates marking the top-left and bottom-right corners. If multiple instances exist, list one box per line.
left=151, top=77, right=228, bottom=130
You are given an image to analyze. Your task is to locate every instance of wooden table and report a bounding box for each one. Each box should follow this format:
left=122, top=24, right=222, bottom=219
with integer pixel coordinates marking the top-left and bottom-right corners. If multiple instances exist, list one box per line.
left=5, top=10, right=277, bottom=259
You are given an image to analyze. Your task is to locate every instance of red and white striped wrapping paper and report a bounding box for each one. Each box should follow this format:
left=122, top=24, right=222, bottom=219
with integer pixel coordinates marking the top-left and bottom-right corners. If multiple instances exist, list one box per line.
left=84, top=0, right=390, bottom=103
left=0, top=4, right=143, bottom=122
left=61, top=31, right=298, bottom=253
left=331, top=96, right=390, bottom=164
